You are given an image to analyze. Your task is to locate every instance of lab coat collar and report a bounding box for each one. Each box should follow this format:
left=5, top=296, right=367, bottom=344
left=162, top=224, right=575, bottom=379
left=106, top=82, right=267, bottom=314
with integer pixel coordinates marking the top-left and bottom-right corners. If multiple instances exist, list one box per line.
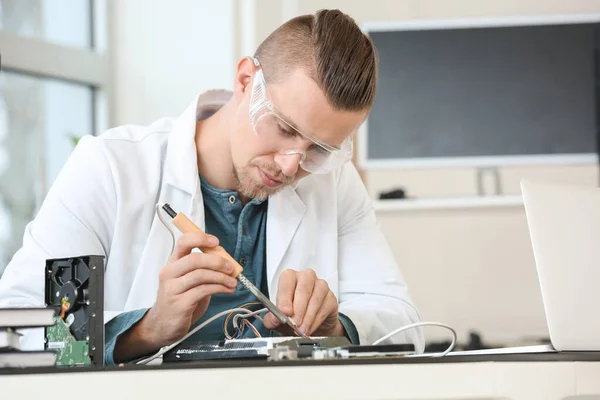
left=164, top=90, right=233, bottom=194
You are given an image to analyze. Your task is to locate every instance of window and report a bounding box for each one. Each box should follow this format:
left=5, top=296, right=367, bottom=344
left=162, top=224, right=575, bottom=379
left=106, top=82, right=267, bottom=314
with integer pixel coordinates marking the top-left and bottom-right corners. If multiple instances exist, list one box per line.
left=0, top=0, right=93, bottom=49
left=0, top=0, right=109, bottom=273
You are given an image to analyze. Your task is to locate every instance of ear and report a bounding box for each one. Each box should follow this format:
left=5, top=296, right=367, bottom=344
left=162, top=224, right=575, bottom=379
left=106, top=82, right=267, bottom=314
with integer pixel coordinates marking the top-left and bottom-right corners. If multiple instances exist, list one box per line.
left=233, top=57, right=256, bottom=101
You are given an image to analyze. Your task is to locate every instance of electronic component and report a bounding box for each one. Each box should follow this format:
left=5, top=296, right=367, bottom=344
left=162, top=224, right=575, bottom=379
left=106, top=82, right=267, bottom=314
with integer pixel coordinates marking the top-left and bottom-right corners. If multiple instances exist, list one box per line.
left=268, top=339, right=415, bottom=361
left=272, top=337, right=352, bottom=358
left=44, top=255, right=105, bottom=366
left=162, top=336, right=352, bottom=363
left=163, top=339, right=270, bottom=362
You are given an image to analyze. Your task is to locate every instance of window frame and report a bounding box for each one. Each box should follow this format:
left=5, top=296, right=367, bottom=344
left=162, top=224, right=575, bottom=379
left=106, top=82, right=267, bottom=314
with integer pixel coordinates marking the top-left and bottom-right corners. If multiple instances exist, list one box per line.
left=0, top=0, right=113, bottom=134
left=0, top=0, right=113, bottom=272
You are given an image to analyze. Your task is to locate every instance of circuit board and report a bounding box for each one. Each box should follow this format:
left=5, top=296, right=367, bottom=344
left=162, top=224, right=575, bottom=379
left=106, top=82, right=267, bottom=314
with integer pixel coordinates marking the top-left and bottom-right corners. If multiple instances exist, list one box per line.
left=46, top=316, right=91, bottom=366
left=44, top=255, right=105, bottom=366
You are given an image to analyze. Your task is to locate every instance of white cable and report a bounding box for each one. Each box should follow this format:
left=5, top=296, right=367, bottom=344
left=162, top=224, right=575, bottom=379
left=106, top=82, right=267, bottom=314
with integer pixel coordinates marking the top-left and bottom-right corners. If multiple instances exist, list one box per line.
left=372, top=321, right=457, bottom=358
left=155, top=203, right=176, bottom=255
left=233, top=307, right=267, bottom=329
left=136, top=307, right=259, bottom=365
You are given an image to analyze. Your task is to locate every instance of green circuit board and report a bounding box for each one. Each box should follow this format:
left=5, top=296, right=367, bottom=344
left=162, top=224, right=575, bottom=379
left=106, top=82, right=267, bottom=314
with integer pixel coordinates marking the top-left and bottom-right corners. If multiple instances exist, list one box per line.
left=46, top=316, right=91, bottom=366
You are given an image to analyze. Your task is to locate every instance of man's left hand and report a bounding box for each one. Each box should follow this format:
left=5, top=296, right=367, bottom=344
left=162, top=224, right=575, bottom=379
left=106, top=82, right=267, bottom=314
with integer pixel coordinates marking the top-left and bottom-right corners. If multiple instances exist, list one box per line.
left=263, top=269, right=346, bottom=337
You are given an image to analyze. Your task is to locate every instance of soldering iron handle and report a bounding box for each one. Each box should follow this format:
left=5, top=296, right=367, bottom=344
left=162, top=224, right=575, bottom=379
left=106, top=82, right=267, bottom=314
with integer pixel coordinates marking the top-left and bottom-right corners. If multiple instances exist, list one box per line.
left=171, top=212, right=244, bottom=278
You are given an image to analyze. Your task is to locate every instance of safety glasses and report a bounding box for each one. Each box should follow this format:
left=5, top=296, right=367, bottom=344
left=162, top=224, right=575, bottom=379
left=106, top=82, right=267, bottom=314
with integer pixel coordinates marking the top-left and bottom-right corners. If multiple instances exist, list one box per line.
left=248, top=57, right=354, bottom=174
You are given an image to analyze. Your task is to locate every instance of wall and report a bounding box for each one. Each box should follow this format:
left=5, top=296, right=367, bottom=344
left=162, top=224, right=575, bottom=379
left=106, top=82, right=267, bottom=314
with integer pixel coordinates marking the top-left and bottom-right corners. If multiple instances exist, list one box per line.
left=246, top=0, right=600, bottom=344
left=110, top=0, right=236, bottom=126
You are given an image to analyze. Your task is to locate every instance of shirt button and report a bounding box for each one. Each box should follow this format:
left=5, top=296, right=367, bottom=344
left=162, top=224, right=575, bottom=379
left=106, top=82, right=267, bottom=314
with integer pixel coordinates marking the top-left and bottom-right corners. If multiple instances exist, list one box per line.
left=240, top=257, right=247, bottom=266
left=228, top=195, right=236, bottom=204
left=242, top=227, right=247, bottom=236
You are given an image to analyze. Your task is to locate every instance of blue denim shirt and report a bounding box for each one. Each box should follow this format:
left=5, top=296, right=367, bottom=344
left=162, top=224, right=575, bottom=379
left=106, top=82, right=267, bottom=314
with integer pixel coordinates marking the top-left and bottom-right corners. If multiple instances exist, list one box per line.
left=103, top=175, right=359, bottom=365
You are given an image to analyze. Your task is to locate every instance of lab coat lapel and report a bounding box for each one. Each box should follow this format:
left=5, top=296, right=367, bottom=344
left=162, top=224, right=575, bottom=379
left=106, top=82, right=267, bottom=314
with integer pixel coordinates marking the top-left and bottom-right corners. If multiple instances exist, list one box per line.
left=124, top=97, right=202, bottom=310
left=126, top=91, right=233, bottom=310
left=163, top=91, right=231, bottom=227
left=160, top=96, right=201, bottom=229
left=163, top=95, right=203, bottom=198
left=266, top=187, right=306, bottom=291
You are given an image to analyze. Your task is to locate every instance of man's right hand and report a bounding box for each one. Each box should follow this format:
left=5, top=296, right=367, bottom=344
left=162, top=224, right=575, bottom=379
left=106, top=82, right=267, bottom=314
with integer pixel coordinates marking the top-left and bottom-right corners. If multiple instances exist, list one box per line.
left=113, top=232, right=238, bottom=363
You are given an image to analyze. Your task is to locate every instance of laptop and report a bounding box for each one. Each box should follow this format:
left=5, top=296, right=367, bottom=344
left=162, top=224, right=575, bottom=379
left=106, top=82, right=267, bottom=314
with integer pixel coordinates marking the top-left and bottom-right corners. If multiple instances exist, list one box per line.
left=521, top=179, right=600, bottom=351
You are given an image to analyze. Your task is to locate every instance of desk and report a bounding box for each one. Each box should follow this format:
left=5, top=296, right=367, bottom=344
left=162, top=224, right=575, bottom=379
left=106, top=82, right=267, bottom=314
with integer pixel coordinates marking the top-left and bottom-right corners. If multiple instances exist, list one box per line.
left=1, top=353, right=600, bottom=400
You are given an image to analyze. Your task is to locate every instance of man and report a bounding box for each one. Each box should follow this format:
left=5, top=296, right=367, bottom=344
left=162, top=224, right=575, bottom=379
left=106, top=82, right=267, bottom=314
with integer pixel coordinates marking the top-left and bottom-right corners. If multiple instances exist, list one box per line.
left=0, top=9, right=422, bottom=364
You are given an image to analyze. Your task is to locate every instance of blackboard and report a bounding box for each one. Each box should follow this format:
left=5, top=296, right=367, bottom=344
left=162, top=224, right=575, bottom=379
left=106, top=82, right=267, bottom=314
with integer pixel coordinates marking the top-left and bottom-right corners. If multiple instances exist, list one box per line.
left=366, top=22, right=599, bottom=161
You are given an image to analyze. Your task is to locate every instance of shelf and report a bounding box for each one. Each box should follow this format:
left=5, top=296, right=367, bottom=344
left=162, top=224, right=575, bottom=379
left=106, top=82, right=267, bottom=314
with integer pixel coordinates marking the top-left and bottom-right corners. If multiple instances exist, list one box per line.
left=373, top=195, right=524, bottom=212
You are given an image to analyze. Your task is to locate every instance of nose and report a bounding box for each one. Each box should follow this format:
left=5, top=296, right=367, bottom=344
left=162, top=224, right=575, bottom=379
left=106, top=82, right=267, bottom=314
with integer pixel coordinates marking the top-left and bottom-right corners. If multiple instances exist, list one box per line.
left=274, top=153, right=302, bottom=177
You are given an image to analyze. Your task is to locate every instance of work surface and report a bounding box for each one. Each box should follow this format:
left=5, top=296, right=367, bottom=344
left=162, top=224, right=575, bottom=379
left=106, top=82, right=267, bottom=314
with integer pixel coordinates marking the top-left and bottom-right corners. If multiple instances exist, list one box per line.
left=2, top=352, right=600, bottom=400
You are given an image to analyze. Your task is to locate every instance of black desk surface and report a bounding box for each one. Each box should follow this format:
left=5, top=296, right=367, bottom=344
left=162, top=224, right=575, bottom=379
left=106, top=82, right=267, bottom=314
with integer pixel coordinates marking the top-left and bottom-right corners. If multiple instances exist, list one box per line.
left=1, top=351, right=600, bottom=376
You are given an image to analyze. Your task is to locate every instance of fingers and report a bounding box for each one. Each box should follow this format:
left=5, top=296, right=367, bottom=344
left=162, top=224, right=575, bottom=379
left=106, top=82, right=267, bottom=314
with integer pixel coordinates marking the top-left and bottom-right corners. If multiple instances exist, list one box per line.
left=270, top=269, right=338, bottom=336
left=181, top=283, right=236, bottom=306
left=161, top=252, right=232, bottom=280
left=174, top=268, right=238, bottom=295
left=308, top=291, right=338, bottom=335
left=297, top=279, right=329, bottom=333
left=262, top=312, right=298, bottom=337
left=262, top=312, right=281, bottom=330
left=291, top=270, right=317, bottom=325
left=276, top=269, right=297, bottom=316
left=170, top=232, right=219, bottom=262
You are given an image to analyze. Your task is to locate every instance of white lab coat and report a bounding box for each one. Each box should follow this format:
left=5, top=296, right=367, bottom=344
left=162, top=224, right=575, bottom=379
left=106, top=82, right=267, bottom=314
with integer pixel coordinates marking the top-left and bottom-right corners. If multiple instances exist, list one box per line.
left=0, top=91, right=423, bottom=350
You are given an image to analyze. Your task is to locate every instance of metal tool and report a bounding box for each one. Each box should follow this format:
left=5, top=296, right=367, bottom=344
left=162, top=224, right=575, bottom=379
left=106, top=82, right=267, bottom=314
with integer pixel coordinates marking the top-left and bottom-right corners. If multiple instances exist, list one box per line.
left=161, top=203, right=308, bottom=338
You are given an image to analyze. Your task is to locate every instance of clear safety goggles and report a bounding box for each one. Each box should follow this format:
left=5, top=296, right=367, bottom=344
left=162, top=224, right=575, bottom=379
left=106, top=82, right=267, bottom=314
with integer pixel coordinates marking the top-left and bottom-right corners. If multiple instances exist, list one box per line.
left=248, top=57, right=354, bottom=175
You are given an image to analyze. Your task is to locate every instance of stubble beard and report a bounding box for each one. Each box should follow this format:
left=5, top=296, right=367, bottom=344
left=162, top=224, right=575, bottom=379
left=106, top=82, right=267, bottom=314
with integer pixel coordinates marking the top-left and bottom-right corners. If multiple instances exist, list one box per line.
left=232, top=162, right=293, bottom=201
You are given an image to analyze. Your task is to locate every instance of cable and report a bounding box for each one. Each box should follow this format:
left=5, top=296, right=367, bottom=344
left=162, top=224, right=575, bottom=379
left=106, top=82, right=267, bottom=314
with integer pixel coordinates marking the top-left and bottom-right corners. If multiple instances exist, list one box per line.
left=136, top=307, right=260, bottom=365
left=233, top=308, right=267, bottom=338
left=155, top=203, right=176, bottom=255
left=224, top=302, right=261, bottom=326
left=222, top=302, right=264, bottom=339
left=372, top=321, right=457, bottom=358
left=233, top=307, right=267, bottom=329
left=243, top=319, right=262, bottom=338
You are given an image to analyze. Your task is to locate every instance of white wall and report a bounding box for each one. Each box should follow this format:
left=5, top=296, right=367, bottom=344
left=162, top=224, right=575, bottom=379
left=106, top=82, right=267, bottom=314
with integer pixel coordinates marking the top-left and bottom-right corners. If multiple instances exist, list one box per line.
left=110, top=0, right=236, bottom=126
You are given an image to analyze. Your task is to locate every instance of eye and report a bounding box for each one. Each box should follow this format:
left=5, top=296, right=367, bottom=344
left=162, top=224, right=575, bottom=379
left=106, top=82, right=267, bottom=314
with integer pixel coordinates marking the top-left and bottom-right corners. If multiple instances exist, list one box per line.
left=308, top=144, right=329, bottom=156
left=278, top=124, right=298, bottom=138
